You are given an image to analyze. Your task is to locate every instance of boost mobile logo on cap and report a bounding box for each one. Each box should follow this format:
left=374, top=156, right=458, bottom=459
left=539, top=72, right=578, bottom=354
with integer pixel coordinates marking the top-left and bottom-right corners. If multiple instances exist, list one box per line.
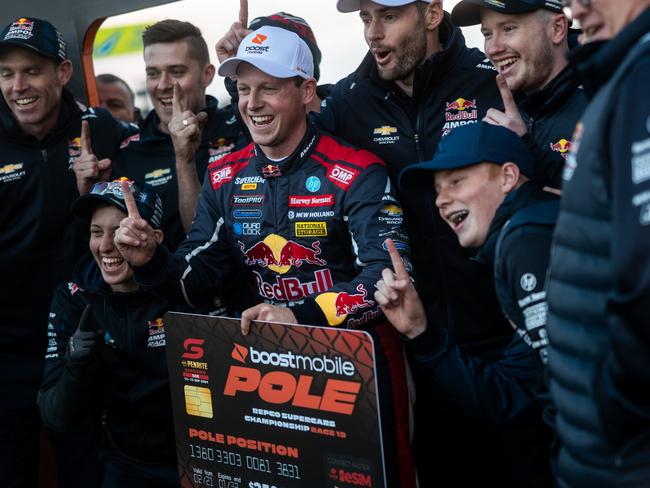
left=246, top=34, right=270, bottom=53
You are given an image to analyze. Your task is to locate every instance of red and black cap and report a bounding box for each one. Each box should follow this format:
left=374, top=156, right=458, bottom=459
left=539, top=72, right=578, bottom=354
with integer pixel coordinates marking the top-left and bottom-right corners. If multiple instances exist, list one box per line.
left=0, top=17, right=66, bottom=62
left=452, top=0, right=563, bottom=27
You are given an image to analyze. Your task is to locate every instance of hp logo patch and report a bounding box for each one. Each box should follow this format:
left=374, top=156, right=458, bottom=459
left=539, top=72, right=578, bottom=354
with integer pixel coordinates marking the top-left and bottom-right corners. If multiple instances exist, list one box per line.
left=305, top=176, right=321, bottom=193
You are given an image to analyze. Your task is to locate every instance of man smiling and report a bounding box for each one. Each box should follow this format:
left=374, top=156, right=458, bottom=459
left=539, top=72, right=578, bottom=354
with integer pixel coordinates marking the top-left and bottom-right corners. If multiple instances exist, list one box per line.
left=452, top=0, right=588, bottom=188
left=0, top=16, right=131, bottom=488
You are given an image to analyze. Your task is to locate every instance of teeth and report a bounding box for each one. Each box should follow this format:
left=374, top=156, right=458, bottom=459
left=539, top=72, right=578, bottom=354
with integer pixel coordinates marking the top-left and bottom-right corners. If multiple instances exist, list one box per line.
left=16, top=97, right=36, bottom=106
left=160, top=98, right=172, bottom=105
left=497, top=57, right=517, bottom=69
left=103, top=257, right=124, bottom=266
left=448, top=210, right=469, bottom=226
left=251, top=115, right=273, bottom=125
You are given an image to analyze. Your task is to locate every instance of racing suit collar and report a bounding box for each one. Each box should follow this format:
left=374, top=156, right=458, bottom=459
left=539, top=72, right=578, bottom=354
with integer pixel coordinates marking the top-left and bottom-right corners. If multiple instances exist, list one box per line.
left=0, top=87, right=80, bottom=144
left=569, top=7, right=650, bottom=98
left=474, top=182, right=550, bottom=266
left=140, top=94, right=220, bottom=142
left=253, top=117, right=320, bottom=178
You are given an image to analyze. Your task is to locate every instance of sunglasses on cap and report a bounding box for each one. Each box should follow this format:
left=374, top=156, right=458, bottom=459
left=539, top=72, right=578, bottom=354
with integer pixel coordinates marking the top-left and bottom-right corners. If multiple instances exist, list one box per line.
left=561, top=0, right=591, bottom=7
left=90, top=179, right=148, bottom=203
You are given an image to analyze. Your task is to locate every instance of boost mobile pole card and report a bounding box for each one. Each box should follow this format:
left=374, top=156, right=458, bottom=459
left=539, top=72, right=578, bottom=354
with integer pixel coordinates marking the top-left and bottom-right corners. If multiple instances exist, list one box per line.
left=165, top=312, right=386, bottom=488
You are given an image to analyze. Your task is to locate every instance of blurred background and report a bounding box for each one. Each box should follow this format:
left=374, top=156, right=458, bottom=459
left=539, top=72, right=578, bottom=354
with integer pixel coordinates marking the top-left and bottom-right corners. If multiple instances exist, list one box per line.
left=92, top=0, right=484, bottom=114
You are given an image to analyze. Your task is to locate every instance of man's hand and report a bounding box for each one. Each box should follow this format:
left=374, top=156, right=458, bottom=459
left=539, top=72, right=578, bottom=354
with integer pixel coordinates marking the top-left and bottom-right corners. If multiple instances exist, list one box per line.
left=67, top=305, right=102, bottom=363
left=215, top=0, right=252, bottom=64
left=483, top=74, right=528, bottom=137
left=169, top=82, right=207, bottom=165
left=374, top=239, right=427, bottom=339
left=73, top=120, right=111, bottom=194
left=114, top=181, right=158, bottom=266
left=240, top=304, right=298, bottom=336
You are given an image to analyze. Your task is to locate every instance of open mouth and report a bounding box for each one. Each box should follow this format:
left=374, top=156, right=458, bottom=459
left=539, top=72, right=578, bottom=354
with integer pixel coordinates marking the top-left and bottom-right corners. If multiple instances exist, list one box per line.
left=250, top=115, right=274, bottom=128
left=371, top=46, right=391, bottom=66
left=496, top=56, right=518, bottom=74
left=15, top=97, right=38, bottom=107
left=158, top=96, right=173, bottom=109
left=102, top=256, right=125, bottom=272
left=447, top=210, right=469, bottom=229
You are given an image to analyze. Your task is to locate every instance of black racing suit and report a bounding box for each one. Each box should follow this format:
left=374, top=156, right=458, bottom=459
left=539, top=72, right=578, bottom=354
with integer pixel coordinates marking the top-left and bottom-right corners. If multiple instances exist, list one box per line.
left=0, top=88, right=132, bottom=488
left=133, top=121, right=416, bottom=487
left=111, top=95, right=246, bottom=250
left=39, top=255, right=188, bottom=487
left=317, top=13, right=514, bottom=486
left=406, top=183, right=559, bottom=487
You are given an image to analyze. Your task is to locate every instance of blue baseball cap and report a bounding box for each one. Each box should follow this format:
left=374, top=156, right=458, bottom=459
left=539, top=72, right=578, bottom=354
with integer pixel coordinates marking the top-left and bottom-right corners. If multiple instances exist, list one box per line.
left=0, top=17, right=66, bottom=62
left=399, top=122, right=534, bottom=189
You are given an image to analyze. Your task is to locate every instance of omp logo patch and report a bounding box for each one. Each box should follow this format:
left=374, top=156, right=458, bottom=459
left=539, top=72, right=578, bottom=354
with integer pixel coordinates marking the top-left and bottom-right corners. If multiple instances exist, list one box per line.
left=295, top=221, right=327, bottom=237
left=327, top=165, right=358, bottom=188
left=210, top=166, right=233, bottom=189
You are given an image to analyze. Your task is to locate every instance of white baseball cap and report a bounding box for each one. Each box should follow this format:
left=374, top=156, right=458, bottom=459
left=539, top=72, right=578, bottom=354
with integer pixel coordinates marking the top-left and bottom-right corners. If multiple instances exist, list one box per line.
left=218, top=26, right=314, bottom=80
left=336, top=0, right=432, bottom=13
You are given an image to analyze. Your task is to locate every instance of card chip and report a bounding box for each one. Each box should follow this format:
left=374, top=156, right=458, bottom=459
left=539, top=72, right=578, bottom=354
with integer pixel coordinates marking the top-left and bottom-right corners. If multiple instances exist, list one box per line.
left=184, top=385, right=213, bottom=418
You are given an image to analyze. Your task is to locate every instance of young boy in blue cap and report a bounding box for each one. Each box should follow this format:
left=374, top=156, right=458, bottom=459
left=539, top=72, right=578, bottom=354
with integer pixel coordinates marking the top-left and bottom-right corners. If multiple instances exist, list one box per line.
left=376, top=121, right=559, bottom=487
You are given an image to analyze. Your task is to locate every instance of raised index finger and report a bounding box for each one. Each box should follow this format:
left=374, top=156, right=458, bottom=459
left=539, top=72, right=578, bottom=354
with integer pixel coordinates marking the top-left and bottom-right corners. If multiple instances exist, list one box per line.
left=80, top=120, right=93, bottom=156
left=496, top=74, right=518, bottom=117
left=121, top=180, right=141, bottom=220
left=239, top=0, right=249, bottom=27
left=385, top=238, right=409, bottom=279
left=172, top=82, right=184, bottom=116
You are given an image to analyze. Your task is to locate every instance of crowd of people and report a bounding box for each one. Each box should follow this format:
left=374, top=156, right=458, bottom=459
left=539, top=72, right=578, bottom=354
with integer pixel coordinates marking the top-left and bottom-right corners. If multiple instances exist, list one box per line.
left=0, top=0, right=648, bottom=486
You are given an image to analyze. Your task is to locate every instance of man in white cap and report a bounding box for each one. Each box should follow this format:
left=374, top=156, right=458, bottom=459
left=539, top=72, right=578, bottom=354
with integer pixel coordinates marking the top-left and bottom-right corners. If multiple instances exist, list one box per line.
left=116, top=25, right=417, bottom=487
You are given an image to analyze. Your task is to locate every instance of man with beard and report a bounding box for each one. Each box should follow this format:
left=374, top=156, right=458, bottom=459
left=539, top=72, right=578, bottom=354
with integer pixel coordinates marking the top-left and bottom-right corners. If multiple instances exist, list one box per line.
left=321, top=2, right=513, bottom=485
left=545, top=0, right=650, bottom=485
left=451, top=0, right=588, bottom=188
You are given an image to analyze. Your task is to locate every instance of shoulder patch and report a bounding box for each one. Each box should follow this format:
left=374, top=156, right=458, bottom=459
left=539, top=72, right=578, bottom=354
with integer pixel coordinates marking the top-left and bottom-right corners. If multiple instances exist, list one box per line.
left=315, top=135, right=385, bottom=169
left=120, top=133, right=141, bottom=149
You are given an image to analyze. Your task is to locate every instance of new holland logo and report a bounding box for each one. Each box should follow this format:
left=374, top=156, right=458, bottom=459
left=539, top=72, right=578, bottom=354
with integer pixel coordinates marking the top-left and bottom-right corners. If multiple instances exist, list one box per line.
left=373, top=125, right=399, bottom=145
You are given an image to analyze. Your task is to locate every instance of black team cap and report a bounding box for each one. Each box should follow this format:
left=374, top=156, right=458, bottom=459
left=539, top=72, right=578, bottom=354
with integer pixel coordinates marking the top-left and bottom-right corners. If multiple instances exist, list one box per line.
left=0, top=17, right=66, bottom=62
left=452, top=0, right=563, bottom=27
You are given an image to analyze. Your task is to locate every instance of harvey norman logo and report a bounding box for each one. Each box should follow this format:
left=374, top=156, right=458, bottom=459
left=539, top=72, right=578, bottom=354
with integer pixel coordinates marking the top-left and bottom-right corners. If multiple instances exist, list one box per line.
left=231, top=344, right=356, bottom=376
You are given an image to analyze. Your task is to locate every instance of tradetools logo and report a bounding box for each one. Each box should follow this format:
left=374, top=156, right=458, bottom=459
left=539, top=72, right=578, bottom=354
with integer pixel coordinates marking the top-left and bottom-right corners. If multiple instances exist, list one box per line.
left=230, top=343, right=356, bottom=377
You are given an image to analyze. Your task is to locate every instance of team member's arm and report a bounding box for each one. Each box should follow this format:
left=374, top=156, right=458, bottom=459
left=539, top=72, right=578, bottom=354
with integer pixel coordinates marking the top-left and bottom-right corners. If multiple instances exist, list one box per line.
left=38, top=290, right=100, bottom=432
left=118, top=178, right=233, bottom=308
left=169, top=83, right=208, bottom=232
left=376, top=239, right=542, bottom=424
left=595, top=59, right=650, bottom=444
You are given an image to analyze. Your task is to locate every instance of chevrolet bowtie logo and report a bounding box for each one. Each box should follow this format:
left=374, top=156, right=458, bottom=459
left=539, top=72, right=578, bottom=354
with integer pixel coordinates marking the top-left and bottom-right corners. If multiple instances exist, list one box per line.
left=0, top=163, right=23, bottom=174
left=373, top=126, right=397, bottom=136
left=145, top=168, right=171, bottom=179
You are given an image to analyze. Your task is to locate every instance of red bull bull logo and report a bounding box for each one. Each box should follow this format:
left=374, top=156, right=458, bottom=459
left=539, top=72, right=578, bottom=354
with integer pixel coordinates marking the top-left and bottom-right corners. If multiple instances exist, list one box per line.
left=334, top=284, right=373, bottom=317
left=445, top=98, right=478, bottom=122
left=550, top=138, right=573, bottom=158
left=239, top=235, right=326, bottom=271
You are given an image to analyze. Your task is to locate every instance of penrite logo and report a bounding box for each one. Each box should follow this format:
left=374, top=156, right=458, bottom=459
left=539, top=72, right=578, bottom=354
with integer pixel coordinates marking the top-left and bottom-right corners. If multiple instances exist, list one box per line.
left=182, top=338, right=205, bottom=359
